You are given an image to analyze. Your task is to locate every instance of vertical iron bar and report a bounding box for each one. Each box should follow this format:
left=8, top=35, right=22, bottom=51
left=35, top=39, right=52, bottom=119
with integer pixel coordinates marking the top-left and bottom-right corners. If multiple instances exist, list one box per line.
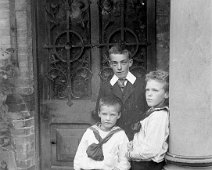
left=65, top=0, right=73, bottom=106
left=120, top=0, right=125, bottom=43
left=47, top=1, right=51, bottom=100
left=91, top=0, right=101, bottom=100
left=146, top=0, right=156, bottom=71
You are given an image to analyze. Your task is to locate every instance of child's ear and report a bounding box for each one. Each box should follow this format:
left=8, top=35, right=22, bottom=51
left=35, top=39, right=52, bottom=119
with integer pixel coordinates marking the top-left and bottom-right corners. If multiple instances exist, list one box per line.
left=117, top=112, right=121, bottom=119
left=165, top=91, right=169, bottom=99
left=98, top=111, right=101, bottom=118
left=108, top=60, right=113, bottom=68
left=129, top=59, right=133, bottom=67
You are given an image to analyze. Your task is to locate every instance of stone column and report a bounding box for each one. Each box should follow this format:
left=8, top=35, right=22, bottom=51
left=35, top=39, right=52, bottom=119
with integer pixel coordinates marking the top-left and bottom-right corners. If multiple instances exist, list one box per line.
left=164, top=0, right=212, bottom=170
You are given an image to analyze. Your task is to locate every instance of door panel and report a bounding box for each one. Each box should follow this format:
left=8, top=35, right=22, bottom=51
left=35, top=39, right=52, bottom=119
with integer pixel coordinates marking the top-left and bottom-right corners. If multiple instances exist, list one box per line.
left=36, top=0, right=155, bottom=169
left=51, top=123, right=89, bottom=165
left=40, top=100, right=95, bottom=169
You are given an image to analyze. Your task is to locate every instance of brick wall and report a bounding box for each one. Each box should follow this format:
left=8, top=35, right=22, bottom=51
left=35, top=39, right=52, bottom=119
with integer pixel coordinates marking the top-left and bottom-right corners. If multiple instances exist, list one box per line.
left=6, top=94, right=35, bottom=170
left=0, top=0, right=35, bottom=170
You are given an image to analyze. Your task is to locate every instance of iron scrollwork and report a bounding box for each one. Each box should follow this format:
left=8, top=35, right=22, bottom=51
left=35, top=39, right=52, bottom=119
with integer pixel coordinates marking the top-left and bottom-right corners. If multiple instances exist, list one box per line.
left=99, top=0, right=147, bottom=80
left=44, top=0, right=91, bottom=106
left=43, top=0, right=148, bottom=106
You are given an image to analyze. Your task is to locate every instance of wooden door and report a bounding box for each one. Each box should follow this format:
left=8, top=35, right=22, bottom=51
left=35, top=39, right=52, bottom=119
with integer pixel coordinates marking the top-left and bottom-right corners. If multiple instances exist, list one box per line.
left=36, top=0, right=155, bottom=169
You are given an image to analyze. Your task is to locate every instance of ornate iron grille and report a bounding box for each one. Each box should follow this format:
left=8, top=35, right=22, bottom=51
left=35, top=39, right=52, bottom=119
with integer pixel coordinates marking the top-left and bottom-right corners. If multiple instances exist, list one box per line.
left=99, top=0, right=147, bottom=80
left=43, top=0, right=148, bottom=104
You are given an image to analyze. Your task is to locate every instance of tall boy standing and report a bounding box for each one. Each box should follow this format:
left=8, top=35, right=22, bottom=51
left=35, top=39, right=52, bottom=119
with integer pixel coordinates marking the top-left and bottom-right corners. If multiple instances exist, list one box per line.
left=93, top=45, right=146, bottom=140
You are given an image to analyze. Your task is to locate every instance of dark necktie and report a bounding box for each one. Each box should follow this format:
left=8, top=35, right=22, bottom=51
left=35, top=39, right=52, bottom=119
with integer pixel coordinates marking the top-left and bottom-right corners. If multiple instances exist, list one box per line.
left=117, top=78, right=126, bottom=91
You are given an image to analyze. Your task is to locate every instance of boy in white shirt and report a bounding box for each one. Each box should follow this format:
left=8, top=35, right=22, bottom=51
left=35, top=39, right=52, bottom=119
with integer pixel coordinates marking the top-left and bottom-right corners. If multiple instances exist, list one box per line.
left=74, top=95, right=130, bottom=170
left=127, top=70, right=169, bottom=170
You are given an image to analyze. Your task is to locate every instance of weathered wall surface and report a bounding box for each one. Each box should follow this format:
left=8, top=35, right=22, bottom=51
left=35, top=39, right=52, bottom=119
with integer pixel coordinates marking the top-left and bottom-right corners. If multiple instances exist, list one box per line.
left=0, top=0, right=35, bottom=170
left=0, top=0, right=10, bottom=48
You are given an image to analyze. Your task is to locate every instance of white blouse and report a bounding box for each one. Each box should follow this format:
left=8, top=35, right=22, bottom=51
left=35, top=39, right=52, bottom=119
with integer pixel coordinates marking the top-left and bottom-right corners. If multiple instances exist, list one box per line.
left=74, top=125, right=130, bottom=170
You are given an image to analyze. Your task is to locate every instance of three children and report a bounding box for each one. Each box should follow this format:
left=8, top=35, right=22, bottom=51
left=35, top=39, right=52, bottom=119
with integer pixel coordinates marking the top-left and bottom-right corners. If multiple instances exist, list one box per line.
left=74, top=44, right=169, bottom=170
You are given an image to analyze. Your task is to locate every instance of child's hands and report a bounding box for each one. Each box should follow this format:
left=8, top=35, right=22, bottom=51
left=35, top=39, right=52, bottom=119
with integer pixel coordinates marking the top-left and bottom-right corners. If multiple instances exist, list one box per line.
left=127, top=141, right=133, bottom=151
left=131, top=121, right=141, bottom=133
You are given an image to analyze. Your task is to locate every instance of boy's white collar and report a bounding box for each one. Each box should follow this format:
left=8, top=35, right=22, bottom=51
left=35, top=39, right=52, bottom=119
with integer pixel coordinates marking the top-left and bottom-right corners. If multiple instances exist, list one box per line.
left=110, top=72, right=136, bottom=86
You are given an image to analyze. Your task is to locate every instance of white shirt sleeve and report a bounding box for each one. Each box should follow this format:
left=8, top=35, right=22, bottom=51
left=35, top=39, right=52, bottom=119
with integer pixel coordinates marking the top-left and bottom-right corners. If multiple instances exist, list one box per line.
left=130, top=110, right=169, bottom=161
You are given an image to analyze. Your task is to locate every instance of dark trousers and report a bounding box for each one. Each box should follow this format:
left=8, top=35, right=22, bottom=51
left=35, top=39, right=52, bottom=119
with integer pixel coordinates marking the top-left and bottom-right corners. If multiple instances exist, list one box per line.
left=131, top=160, right=165, bottom=170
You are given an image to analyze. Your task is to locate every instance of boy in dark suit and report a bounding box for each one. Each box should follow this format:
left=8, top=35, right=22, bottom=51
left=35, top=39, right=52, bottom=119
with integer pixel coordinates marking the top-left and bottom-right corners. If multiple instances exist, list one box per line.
left=93, top=44, right=146, bottom=140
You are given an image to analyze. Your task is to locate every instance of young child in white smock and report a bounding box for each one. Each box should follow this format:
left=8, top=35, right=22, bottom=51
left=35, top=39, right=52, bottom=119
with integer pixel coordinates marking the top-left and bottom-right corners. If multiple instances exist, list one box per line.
left=74, top=95, right=130, bottom=170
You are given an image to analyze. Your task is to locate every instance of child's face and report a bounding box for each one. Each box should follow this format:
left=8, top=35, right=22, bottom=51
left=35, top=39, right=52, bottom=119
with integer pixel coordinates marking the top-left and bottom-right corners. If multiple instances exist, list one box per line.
left=98, top=104, right=121, bottom=131
left=145, top=79, right=168, bottom=108
left=109, top=53, right=133, bottom=79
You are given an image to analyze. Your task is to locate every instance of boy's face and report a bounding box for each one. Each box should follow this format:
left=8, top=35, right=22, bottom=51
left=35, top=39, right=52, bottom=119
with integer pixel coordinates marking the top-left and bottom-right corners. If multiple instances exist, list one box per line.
left=109, top=53, right=133, bottom=79
left=98, top=104, right=121, bottom=131
left=145, top=79, right=168, bottom=108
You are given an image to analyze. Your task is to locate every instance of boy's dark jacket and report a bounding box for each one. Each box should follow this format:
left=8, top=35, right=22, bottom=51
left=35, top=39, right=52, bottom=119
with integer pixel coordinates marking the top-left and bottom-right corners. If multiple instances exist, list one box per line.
left=93, top=76, right=147, bottom=140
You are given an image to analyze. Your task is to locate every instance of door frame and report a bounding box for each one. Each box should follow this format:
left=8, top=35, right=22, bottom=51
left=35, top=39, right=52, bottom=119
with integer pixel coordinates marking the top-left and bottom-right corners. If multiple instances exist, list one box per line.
left=31, top=0, right=156, bottom=169
left=31, top=0, right=40, bottom=169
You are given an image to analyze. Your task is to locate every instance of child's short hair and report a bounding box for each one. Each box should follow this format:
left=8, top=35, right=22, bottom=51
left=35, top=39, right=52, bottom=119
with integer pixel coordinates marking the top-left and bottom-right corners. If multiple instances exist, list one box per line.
left=98, top=95, right=123, bottom=114
left=108, top=44, right=132, bottom=59
left=145, top=70, right=169, bottom=92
